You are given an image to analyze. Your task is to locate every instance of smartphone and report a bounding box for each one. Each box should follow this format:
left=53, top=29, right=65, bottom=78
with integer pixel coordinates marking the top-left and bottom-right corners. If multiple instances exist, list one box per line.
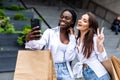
left=31, top=18, right=41, bottom=36
left=31, top=18, right=41, bottom=30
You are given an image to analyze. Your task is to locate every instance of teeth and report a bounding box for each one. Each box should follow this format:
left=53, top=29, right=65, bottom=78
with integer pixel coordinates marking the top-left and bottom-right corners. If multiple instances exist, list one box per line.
left=61, top=22, right=65, bottom=25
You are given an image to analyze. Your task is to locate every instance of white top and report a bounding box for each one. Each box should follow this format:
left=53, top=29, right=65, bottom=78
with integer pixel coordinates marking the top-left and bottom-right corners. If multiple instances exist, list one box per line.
left=25, top=26, right=76, bottom=78
left=55, top=42, right=67, bottom=63
left=73, top=35, right=108, bottom=78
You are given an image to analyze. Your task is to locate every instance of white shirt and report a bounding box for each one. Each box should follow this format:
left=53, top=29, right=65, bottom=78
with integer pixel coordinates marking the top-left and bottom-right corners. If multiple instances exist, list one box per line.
left=73, top=35, right=108, bottom=78
left=55, top=42, right=67, bottom=63
left=25, top=26, right=76, bottom=78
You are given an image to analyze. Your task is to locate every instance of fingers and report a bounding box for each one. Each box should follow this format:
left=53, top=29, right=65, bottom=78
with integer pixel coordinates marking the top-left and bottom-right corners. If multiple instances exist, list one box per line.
left=101, top=27, right=104, bottom=34
left=32, top=26, right=40, bottom=31
left=97, top=27, right=104, bottom=35
left=68, top=27, right=74, bottom=35
left=31, top=26, right=41, bottom=35
left=97, top=28, right=100, bottom=36
left=25, top=27, right=41, bottom=41
left=26, top=33, right=41, bottom=41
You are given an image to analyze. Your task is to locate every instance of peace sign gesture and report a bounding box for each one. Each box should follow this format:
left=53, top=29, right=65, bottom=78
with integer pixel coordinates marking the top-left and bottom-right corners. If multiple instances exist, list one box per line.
left=97, top=27, right=104, bottom=45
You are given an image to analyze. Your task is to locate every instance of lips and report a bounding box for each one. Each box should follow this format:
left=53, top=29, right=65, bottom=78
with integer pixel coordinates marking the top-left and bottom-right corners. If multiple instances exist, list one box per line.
left=60, top=21, right=66, bottom=26
left=77, top=23, right=82, bottom=27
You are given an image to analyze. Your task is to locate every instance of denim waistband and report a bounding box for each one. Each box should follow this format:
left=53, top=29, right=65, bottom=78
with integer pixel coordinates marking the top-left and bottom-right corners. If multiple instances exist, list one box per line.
left=55, top=62, right=66, bottom=68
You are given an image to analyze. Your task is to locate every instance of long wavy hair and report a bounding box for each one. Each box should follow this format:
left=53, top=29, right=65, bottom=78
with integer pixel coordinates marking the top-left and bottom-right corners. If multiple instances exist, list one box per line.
left=77, top=12, right=98, bottom=58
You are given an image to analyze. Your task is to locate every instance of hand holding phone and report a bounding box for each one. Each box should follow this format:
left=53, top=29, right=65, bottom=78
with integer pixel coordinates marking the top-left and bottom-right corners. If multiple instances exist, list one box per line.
left=31, top=18, right=41, bottom=38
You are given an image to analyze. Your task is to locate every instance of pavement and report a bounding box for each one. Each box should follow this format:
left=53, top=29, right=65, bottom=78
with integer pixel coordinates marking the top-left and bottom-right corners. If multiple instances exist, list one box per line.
left=0, top=1, right=120, bottom=80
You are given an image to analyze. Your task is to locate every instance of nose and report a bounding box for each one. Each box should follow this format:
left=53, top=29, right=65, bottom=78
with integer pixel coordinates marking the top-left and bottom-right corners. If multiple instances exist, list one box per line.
left=78, top=19, right=81, bottom=23
left=61, top=17, right=66, bottom=21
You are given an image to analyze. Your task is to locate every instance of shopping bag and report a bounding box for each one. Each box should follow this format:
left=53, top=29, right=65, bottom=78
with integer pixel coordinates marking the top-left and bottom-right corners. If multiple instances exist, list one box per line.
left=14, top=50, right=56, bottom=80
left=111, top=56, right=120, bottom=79
left=101, top=56, right=120, bottom=80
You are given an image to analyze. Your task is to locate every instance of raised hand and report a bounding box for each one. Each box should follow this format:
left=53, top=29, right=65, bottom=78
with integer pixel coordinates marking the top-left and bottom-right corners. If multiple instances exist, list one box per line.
left=97, top=27, right=104, bottom=45
left=25, top=26, right=41, bottom=41
left=68, top=27, right=74, bottom=35
left=97, top=27, right=105, bottom=53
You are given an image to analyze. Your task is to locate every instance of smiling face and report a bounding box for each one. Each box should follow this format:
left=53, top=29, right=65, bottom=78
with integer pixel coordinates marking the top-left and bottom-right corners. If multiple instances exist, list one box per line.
left=76, top=14, right=90, bottom=32
left=59, top=11, right=73, bottom=29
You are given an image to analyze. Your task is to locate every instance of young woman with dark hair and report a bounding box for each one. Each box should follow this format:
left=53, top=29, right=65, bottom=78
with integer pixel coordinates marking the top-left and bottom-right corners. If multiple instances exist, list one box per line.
left=73, top=12, right=111, bottom=80
left=25, top=9, right=77, bottom=80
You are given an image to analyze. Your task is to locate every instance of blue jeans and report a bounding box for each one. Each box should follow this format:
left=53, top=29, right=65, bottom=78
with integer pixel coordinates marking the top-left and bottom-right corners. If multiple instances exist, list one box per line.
left=55, top=62, right=74, bottom=80
left=83, top=66, right=111, bottom=80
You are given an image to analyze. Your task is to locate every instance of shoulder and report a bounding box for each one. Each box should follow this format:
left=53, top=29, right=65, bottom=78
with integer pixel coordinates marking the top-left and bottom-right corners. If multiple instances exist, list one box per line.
left=43, top=26, right=59, bottom=34
left=46, top=26, right=59, bottom=31
left=51, top=26, right=59, bottom=31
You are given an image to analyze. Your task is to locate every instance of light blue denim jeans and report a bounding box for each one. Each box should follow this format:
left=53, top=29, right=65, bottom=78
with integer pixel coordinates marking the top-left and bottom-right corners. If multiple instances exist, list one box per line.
left=83, top=66, right=111, bottom=80
left=55, top=62, right=75, bottom=80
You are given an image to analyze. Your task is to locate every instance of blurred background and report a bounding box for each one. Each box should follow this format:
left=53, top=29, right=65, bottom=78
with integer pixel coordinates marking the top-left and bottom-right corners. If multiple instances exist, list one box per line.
left=0, top=0, right=120, bottom=80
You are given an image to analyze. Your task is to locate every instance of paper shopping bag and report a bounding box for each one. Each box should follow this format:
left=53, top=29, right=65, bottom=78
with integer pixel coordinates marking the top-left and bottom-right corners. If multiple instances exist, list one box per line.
left=14, top=50, right=56, bottom=80
left=111, top=56, right=120, bottom=79
left=102, top=56, right=119, bottom=80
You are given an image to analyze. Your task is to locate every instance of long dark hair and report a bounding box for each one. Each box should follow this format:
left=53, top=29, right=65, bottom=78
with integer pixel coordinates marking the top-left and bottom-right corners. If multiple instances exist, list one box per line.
left=77, top=12, right=98, bottom=58
left=58, top=9, right=77, bottom=28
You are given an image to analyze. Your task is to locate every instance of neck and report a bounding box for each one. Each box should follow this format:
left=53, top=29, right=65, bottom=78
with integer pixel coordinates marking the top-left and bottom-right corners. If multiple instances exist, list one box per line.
left=60, top=28, right=68, bottom=34
left=80, top=30, right=87, bottom=38
left=78, top=30, right=88, bottom=45
left=60, top=28, right=69, bottom=44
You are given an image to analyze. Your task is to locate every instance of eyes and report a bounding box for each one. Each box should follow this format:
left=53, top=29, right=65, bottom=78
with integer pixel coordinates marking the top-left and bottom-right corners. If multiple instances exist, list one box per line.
left=79, top=14, right=89, bottom=23
left=79, top=17, right=88, bottom=23
left=83, top=19, right=88, bottom=23
left=60, top=15, right=72, bottom=20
